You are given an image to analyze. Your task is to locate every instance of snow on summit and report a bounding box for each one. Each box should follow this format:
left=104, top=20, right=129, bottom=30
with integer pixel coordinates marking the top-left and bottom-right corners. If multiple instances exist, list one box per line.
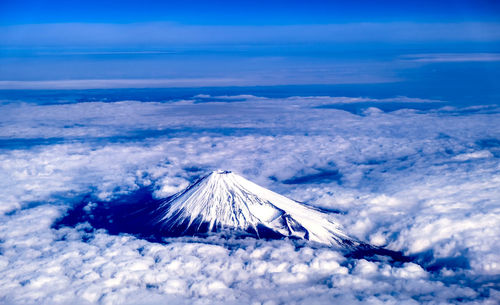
left=153, top=170, right=354, bottom=246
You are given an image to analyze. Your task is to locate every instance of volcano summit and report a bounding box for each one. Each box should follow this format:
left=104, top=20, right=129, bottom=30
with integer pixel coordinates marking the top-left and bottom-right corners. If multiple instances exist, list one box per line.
left=152, top=170, right=355, bottom=247
left=57, top=170, right=358, bottom=248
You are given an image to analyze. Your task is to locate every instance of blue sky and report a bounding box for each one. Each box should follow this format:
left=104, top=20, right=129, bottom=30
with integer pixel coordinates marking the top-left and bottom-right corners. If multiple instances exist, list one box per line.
left=0, top=0, right=499, bottom=98
left=1, top=0, right=499, bottom=24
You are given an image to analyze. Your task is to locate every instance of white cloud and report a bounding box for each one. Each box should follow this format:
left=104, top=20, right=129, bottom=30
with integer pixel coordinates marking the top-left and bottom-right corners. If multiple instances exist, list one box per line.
left=452, top=150, right=493, bottom=161
left=0, top=206, right=489, bottom=305
left=0, top=78, right=248, bottom=90
left=0, top=95, right=499, bottom=304
left=401, top=53, right=500, bottom=63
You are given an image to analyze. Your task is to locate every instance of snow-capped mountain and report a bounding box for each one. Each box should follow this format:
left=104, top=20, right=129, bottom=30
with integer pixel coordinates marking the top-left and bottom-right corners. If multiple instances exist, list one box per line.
left=153, top=170, right=356, bottom=247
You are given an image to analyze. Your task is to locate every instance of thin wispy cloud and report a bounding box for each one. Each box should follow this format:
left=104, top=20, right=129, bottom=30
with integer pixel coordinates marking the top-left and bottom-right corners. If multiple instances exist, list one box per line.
left=0, top=78, right=244, bottom=90
left=1, top=22, right=499, bottom=48
left=0, top=74, right=398, bottom=90
left=402, top=53, right=500, bottom=63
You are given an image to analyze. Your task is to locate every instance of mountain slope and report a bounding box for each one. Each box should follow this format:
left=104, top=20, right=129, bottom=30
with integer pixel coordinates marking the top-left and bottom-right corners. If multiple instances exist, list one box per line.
left=153, top=170, right=355, bottom=247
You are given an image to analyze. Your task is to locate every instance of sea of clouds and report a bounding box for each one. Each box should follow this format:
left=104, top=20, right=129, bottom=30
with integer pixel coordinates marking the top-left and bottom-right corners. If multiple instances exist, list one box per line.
left=0, top=94, right=499, bottom=304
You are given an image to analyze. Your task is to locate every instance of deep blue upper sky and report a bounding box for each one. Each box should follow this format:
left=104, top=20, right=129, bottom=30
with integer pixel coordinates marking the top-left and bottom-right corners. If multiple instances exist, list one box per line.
left=1, top=0, right=499, bottom=25
left=0, top=0, right=499, bottom=102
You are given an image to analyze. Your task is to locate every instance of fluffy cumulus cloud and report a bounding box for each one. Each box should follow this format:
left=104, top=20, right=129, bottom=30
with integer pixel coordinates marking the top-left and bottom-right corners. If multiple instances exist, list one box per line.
left=0, top=94, right=499, bottom=304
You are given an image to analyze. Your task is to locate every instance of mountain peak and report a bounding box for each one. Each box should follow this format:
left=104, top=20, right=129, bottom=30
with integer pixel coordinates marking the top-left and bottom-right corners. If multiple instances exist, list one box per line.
left=153, top=170, right=355, bottom=247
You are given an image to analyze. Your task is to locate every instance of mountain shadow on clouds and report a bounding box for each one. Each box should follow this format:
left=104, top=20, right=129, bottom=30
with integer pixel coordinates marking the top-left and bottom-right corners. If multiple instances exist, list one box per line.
left=53, top=187, right=165, bottom=242
left=54, top=189, right=413, bottom=266
left=53, top=187, right=302, bottom=243
left=54, top=170, right=421, bottom=267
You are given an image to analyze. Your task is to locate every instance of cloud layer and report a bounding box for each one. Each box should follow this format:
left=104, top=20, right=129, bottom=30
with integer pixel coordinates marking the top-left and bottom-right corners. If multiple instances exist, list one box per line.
left=0, top=94, right=499, bottom=304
